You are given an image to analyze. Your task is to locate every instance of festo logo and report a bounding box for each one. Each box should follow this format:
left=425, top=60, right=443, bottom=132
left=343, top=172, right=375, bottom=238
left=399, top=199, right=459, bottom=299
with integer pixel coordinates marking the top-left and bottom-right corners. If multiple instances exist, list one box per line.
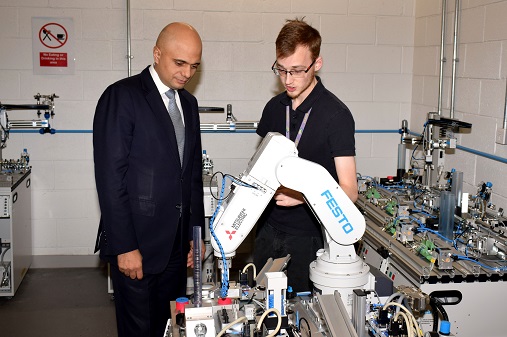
left=321, top=189, right=354, bottom=235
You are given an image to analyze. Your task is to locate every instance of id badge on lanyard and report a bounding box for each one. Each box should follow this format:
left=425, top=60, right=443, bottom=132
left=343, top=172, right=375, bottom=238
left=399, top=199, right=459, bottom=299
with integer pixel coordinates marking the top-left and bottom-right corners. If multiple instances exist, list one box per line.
left=286, top=105, right=312, bottom=148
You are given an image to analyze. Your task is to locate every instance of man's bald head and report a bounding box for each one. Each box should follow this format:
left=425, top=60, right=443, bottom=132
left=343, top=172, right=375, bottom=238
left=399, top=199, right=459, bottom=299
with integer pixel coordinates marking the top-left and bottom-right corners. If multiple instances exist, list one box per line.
left=153, top=22, right=202, bottom=90
left=156, top=22, right=202, bottom=51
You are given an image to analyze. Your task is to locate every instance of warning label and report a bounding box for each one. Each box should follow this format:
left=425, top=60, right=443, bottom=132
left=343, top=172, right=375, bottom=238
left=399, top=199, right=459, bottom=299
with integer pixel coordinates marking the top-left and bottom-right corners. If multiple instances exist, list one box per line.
left=40, top=52, right=68, bottom=67
left=32, top=17, right=74, bottom=75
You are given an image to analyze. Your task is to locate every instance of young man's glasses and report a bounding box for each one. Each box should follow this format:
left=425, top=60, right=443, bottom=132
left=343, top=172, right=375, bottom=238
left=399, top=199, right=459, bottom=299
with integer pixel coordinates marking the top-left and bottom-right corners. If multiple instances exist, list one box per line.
left=271, top=59, right=316, bottom=78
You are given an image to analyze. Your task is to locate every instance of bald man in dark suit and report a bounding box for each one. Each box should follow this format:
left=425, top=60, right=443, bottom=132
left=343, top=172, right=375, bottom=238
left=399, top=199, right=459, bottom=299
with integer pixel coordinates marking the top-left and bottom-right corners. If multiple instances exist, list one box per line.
left=93, top=22, right=205, bottom=337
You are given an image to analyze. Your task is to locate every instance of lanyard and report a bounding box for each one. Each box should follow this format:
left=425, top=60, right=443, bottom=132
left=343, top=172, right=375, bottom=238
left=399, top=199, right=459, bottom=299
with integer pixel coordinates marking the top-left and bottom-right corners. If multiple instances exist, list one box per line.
left=286, top=105, right=312, bottom=148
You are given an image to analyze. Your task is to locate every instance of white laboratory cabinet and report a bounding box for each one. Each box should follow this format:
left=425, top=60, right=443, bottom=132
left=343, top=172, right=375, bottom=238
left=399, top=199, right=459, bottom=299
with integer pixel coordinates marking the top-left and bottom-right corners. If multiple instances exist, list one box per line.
left=0, top=171, right=32, bottom=297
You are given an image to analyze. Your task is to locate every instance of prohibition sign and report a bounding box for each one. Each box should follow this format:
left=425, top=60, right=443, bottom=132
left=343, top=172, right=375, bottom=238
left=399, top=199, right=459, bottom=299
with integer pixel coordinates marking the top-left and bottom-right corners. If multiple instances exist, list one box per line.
left=39, top=22, right=68, bottom=49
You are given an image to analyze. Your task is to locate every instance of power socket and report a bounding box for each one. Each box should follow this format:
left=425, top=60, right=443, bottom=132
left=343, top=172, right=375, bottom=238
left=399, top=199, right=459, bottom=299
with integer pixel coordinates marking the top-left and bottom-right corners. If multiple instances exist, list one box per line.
left=496, top=128, right=507, bottom=145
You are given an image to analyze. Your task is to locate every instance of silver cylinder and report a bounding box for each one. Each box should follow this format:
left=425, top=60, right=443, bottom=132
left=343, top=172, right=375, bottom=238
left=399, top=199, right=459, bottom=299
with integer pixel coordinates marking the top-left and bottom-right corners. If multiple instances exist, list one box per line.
left=126, top=0, right=132, bottom=77
left=451, top=171, right=463, bottom=214
left=397, top=143, right=407, bottom=171
left=503, top=78, right=507, bottom=129
left=438, top=0, right=447, bottom=116
left=439, top=191, right=456, bottom=240
left=450, top=0, right=461, bottom=118
left=352, top=289, right=367, bottom=337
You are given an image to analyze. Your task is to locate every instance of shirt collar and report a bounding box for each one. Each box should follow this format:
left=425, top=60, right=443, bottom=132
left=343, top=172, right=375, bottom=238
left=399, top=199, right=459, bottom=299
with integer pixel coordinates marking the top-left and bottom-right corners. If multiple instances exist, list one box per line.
left=149, top=64, right=174, bottom=96
left=280, top=76, right=324, bottom=112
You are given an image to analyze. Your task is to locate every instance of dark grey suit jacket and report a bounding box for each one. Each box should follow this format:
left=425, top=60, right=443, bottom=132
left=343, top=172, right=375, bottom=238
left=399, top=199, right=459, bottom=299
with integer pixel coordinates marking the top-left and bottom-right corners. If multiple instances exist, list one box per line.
left=93, top=66, right=204, bottom=274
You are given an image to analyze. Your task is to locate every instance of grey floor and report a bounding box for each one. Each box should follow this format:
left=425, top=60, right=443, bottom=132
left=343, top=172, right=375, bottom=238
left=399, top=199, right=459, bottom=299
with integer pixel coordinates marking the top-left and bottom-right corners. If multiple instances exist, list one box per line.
left=0, top=267, right=117, bottom=337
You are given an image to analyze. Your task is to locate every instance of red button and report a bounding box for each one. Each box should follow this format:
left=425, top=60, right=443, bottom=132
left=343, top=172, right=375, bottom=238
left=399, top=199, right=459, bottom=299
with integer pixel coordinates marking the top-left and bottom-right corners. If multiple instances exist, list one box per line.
left=218, top=297, right=232, bottom=305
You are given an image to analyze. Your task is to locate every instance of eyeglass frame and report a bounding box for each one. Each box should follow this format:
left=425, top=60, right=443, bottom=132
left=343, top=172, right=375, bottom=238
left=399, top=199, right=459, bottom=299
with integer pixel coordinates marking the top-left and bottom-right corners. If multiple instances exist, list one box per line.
left=271, top=59, right=317, bottom=78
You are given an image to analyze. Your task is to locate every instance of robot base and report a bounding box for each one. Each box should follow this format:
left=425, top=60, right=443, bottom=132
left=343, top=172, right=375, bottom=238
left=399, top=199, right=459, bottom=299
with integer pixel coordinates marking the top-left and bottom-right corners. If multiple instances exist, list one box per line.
left=310, top=248, right=372, bottom=317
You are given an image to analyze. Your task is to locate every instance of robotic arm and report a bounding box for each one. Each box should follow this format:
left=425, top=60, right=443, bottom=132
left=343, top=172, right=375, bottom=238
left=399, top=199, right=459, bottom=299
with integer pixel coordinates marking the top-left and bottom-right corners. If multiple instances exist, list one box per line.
left=210, top=132, right=295, bottom=259
left=210, top=132, right=365, bottom=256
left=210, top=133, right=371, bottom=309
left=275, top=156, right=365, bottom=245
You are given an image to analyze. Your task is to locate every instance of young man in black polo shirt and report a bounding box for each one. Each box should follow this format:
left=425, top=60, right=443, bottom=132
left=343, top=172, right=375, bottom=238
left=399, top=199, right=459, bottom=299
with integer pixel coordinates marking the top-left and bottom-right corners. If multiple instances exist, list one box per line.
left=253, top=18, right=358, bottom=292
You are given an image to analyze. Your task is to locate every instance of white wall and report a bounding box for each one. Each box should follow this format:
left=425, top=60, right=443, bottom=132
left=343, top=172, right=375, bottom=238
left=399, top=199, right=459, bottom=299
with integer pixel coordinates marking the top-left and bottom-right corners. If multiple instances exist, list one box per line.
left=0, top=0, right=416, bottom=262
left=412, top=0, right=507, bottom=212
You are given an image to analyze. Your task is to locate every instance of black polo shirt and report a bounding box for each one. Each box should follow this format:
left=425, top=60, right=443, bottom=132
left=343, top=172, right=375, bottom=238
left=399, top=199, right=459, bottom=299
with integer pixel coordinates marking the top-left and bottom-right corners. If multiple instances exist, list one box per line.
left=256, top=77, right=355, bottom=235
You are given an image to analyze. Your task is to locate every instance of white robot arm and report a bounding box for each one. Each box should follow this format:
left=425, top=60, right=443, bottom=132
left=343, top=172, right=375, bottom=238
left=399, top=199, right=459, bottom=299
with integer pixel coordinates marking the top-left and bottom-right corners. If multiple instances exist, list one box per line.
left=210, top=131, right=365, bottom=257
left=210, top=133, right=296, bottom=258
left=275, top=156, right=365, bottom=245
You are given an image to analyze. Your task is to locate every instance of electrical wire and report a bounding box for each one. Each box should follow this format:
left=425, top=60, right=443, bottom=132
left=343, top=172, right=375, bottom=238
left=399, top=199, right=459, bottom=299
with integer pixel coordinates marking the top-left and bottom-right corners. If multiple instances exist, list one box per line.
left=256, top=308, right=282, bottom=337
left=411, top=207, right=437, bottom=219
left=298, top=317, right=312, bottom=337
left=384, top=292, right=403, bottom=306
left=413, top=190, right=427, bottom=207
left=453, top=254, right=507, bottom=272
left=242, top=263, right=257, bottom=280
left=0, top=244, right=10, bottom=264
left=209, top=171, right=258, bottom=202
left=429, top=297, right=449, bottom=332
left=383, top=301, right=423, bottom=337
left=417, top=227, right=454, bottom=244
left=209, top=171, right=256, bottom=298
left=0, top=122, right=9, bottom=149
left=207, top=171, right=258, bottom=298
left=0, top=245, right=10, bottom=287
left=411, top=144, right=424, bottom=164
left=382, top=292, right=411, bottom=315
left=216, top=315, right=248, bottom=337
left=251, top=298, right=265, bottom=310
left=239, top=292, right=257, bottom=311
left=395, top=294, right=406, bottom=315
left=429, top=297, right=439, bottom=332
left=394, top=311, right=413, bottom=337
left=209, top=172, right=233, bottom=201
left=201, top=250, right=213, bottom=264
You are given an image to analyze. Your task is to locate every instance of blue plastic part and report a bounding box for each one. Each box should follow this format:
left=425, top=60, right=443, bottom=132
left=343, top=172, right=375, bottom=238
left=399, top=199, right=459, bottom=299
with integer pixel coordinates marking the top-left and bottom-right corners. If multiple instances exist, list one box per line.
left=208, top=177, right=231, bottom=298
left=176, top=297, right=189, bottom=303
left=268, top=294, right=274, bottom=309
left=281, top=295, right=285, bottom=315
left=439, top=320, right=451, bottom=335
left=296, top=291, right=311, bottom=296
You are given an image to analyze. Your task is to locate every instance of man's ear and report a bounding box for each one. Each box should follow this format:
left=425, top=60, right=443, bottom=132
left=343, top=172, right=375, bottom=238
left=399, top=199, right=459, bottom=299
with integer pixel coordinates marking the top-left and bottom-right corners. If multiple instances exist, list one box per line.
left=153, top=46, right=161, bottom=64
left=314, top=56, right=323, bottom=72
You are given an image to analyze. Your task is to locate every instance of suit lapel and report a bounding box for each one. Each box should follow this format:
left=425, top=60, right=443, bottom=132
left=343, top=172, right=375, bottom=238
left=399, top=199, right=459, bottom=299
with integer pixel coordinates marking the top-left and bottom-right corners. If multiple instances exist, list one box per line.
left=141, top=69, right=182, bottom=167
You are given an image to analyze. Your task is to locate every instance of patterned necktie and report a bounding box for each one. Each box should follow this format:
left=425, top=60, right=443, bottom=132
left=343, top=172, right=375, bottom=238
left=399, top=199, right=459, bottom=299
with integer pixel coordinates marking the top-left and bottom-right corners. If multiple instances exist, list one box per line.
left=165, top=89, right=185, bottom=165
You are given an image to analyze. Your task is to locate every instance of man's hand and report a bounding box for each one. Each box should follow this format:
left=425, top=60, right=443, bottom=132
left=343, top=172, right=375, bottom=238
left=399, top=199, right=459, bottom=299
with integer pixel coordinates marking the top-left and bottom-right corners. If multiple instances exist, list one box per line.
left=117, top=249, right=143, bottom=280
left=274, top=186, right=305, bottom=207
left=187, top=239, right=206, bottom=268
